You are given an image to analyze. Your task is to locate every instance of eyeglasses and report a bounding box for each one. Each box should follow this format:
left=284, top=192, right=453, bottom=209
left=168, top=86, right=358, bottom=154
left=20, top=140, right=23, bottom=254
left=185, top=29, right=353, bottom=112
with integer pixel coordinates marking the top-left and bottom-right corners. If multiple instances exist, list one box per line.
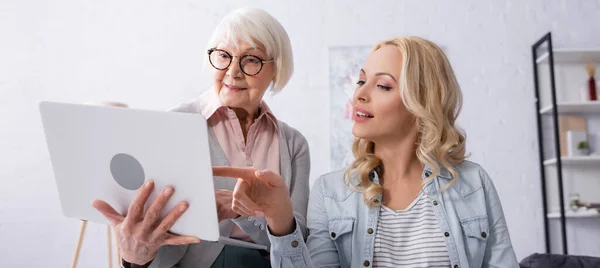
left=207, top=48, right=274, bottom=76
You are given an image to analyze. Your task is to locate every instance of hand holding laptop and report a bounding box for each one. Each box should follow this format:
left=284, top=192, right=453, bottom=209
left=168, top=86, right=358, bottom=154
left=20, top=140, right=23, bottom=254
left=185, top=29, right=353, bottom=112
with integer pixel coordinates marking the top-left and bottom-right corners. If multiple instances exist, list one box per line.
left=92, top=180, right=201, bottom=266
left=39, top=101, right=269, bottom=261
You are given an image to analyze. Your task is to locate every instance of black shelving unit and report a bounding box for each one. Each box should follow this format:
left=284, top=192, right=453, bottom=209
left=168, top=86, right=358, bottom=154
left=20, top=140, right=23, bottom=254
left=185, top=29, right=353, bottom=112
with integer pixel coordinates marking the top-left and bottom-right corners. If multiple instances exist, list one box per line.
left=532, top=32, right=568, bottom=255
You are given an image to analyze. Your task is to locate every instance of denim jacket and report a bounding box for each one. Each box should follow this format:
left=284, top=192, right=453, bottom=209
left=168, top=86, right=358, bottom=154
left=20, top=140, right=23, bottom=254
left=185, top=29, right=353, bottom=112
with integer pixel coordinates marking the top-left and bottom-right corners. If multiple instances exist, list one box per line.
left=268, top=160, right=519, bottom=268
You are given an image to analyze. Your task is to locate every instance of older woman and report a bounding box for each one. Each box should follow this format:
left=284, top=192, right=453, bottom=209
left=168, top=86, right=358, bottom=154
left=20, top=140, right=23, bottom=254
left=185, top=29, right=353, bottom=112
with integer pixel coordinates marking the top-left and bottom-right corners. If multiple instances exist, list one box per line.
left=92, top=7, right=310, bottom=268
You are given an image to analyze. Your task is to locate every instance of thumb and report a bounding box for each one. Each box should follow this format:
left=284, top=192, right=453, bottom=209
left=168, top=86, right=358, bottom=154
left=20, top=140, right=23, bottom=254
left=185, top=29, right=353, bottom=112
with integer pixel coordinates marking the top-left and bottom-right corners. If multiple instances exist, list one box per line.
left=234, top=178, right=248, bottom=190
left=92, top=199, right=125, bottom=226
left=255, top=170, right=285, bottom=188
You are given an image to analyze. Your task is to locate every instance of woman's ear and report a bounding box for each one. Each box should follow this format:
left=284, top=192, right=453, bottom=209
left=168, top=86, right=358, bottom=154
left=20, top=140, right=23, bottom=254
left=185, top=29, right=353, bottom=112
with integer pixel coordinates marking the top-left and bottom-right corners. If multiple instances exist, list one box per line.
left=270, top=78, right=276, bottom=89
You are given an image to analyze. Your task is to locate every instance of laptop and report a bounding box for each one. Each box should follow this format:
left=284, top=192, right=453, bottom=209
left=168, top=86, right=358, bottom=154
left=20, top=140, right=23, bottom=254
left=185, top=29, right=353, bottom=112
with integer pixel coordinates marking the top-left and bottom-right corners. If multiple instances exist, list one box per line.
left=38, top=101, right=267, bottom=251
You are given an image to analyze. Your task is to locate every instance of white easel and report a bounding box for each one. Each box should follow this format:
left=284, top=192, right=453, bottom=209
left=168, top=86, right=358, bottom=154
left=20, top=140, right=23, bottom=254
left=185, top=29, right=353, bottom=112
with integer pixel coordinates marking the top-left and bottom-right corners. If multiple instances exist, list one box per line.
left=71, top=101, right=129, bottom=268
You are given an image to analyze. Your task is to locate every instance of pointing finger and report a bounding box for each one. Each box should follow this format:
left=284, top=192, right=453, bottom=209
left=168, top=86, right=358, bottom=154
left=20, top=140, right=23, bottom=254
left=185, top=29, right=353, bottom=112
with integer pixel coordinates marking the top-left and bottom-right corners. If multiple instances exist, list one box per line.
left=254, top=169, right=286, bottom=188
left=212, top=166, right=285, bottom=188
left=212, top=166, right=258, bottom=181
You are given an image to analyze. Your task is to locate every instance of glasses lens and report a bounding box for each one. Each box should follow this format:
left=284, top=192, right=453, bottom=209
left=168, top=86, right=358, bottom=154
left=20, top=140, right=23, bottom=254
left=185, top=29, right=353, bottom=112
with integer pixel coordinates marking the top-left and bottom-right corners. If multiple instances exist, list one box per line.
left=240, top=55, right=262, bottom=76
left=210, top=50, right=232, bottom=70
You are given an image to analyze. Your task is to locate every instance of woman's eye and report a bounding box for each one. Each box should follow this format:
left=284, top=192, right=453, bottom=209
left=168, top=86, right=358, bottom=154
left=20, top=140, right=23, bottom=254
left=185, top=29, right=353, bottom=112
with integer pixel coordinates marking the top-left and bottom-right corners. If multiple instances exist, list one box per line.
left=378, top=85, right=392, bottom=91
left=245, top=57, right=261, bottom=64
left=356, top=80, right=365, bottom=86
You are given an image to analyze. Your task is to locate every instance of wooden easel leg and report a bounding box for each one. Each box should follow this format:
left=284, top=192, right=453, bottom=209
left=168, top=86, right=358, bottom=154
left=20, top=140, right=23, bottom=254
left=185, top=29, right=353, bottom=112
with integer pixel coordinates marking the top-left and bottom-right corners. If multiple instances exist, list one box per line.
left=71, top=220, right=88, bottom=268
left=116, top=243, right=121, bottom=267
left=115, top=228, right=121, bottom=267
left=107, top=225, right=113, bottom=268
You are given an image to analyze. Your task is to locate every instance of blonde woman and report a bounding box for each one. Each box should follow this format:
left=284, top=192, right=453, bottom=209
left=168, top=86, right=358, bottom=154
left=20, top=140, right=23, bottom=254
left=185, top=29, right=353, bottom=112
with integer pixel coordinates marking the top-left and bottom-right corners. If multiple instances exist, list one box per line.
left=214, top=36, right=519, bottom=268
left=93, top=7, right=310, bottom=268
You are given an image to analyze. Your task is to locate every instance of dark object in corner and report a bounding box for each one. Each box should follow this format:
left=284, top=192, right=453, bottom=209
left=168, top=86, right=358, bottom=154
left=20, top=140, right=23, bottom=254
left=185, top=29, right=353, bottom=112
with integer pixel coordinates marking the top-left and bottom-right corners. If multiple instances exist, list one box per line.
left=520, top=253, right=600, bottom=268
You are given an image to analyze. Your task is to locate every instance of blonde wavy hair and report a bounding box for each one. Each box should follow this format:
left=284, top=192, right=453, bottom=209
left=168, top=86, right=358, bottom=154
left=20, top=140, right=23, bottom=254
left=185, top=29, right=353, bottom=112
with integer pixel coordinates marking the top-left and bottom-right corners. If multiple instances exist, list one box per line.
left=344, top=36, right=467, bottom=207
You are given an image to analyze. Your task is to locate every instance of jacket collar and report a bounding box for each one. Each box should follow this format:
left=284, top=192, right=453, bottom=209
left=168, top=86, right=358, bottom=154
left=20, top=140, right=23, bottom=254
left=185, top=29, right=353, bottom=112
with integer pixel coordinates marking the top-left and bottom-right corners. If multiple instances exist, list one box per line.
left=423, top=164, right=453, bottom=180
left=369, top=163, right=453, bottom=185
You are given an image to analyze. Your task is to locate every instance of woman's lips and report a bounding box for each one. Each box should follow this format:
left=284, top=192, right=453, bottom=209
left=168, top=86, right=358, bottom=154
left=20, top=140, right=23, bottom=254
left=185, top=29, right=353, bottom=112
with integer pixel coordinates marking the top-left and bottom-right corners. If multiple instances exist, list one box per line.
left=353, top=107, right=374, bottom=122
left=224, top=84, right=248, bottom=91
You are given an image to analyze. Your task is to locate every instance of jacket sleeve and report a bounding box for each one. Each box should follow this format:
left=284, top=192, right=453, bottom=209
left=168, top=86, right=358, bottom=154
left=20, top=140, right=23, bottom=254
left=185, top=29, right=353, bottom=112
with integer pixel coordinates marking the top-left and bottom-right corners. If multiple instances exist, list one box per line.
left=480, top=169, right=520, bottom=268
left=232, top=128, right=311, bottom=249
left=147, top=244, right=188, bottom=268
left=268, top=176, right=342, bottom=268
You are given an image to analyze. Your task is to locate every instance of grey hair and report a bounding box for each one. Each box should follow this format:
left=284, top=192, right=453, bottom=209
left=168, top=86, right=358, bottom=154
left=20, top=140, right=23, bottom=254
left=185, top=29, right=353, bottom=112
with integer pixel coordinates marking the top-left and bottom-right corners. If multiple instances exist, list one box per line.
left=205, top=7, right=294, bottom=93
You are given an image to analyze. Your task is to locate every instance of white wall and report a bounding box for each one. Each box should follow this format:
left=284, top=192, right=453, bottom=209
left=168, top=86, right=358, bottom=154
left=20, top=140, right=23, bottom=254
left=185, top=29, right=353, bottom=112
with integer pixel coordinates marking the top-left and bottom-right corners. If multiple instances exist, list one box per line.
left=2, top=0, right=600, bottom=266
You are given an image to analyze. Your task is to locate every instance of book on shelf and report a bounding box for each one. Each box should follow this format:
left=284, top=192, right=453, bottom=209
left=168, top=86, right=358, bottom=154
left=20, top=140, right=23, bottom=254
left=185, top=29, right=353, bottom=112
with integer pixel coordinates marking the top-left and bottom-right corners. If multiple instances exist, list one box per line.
left=558, top=115, right=587, bottom=157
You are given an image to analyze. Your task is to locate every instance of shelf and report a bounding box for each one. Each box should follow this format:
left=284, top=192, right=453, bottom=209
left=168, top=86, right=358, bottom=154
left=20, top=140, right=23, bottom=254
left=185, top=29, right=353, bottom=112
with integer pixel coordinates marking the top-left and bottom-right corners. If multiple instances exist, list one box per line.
left=536, top=48, right=600, bottom=64
left=533, top=34, right=600, bottom=254
left=539, top=101, right=600, bottom=115
left=548, top=210, right=600, bottom=219
left=543, top=155, right=600, bottom=166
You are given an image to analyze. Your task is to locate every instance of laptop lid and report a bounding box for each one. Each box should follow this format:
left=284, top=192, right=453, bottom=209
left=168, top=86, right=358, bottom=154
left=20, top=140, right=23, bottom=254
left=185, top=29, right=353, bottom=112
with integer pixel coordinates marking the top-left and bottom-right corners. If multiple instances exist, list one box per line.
left=38, top=101, right=220, bottom=241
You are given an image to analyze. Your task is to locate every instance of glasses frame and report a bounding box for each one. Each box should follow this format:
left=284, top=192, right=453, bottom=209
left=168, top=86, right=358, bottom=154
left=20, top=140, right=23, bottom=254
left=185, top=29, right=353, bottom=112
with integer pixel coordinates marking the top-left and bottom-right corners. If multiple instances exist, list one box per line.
left=207, top=48, right=274, bottom=76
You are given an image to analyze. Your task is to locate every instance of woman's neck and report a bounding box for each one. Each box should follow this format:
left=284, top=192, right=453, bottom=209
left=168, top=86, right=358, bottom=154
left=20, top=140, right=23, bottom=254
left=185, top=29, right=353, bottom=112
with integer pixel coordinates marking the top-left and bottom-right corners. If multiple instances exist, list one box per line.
left=231, top=106, right=260, bottom=140
left=374, top=133, right=425, bottom=210
left=373, top=134, right=423, bottom=184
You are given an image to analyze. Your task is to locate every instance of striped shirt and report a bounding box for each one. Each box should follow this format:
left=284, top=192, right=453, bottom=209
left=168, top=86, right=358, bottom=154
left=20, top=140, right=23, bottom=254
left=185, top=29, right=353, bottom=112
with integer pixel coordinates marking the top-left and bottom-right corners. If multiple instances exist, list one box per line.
left=373, top=191, right=451, bottom=268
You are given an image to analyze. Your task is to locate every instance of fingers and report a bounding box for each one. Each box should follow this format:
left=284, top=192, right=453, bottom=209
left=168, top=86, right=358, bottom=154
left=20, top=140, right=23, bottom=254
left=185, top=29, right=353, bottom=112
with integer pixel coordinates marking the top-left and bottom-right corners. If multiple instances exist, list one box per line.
left=213, top=166, right=285, bottom=188
left=232, top=181, right=260, bottom=217
left=232, top=193, right=258, bottom=217
left=163, top=234, right=201, bottom=245
left=92, top=200, right=125, bottom=226
left=153, top=201, right=189, bottom=237
left=215, top=189, right=232, bottom=196
left=141, top=186, right=174, bottom=232
left=124, top=180, right=155, bottom=225
left=254, top=169, right=286, bottom=188
left=212, top=166, right=258, bottom=181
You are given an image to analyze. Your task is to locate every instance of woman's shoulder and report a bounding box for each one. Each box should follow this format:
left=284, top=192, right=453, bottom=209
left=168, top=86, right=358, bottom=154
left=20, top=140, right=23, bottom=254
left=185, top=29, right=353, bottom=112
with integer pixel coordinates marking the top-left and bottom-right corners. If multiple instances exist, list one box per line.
left=312, top=168, right=357, bottom=201
left=277, top=120, right=309, bottom=151
left=453, top=160, right=496, bottom=194
left=168, top=99, right=201, bottom=114
left=277, top=120, right=303, bottom=139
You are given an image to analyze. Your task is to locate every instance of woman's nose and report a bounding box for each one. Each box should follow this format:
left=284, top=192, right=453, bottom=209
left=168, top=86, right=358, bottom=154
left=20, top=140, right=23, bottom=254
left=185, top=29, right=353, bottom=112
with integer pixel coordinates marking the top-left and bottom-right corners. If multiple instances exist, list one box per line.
left=226, top=58, right=244, bottom=78
left=354, top=86, right=369, bottom=103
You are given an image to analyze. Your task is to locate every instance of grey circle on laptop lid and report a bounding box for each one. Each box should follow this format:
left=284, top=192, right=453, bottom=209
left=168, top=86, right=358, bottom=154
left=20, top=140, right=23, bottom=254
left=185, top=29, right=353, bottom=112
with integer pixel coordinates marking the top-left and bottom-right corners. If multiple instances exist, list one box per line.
left=110, top=153, right=145, bottom=190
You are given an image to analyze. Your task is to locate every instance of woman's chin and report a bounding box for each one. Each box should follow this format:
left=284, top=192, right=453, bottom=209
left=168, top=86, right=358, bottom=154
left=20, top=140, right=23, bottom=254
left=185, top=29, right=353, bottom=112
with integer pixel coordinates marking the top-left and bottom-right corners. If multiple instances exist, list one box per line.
left=351, top=127, right=372, bottom=141
left=220, top=94, right=248, bottom=106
